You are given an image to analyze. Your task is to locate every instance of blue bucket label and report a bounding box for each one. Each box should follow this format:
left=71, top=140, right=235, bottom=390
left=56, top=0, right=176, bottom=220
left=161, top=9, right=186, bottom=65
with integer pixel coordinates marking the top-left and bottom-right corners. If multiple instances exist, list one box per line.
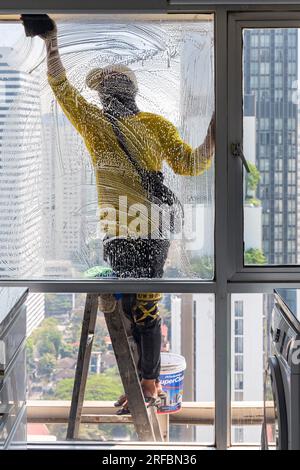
left=158, top=370, right=185, bottom=414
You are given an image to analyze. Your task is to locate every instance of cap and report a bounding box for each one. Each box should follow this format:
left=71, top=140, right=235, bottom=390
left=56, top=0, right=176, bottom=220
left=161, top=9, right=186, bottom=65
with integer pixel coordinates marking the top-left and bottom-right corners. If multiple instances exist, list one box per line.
left=86, top=64, right=138, bottom=92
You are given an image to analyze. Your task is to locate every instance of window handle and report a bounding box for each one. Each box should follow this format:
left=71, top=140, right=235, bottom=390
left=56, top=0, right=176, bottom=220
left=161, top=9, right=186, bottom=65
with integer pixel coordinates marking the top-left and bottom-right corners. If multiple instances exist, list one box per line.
left=231, top=142, right=251, bottom=173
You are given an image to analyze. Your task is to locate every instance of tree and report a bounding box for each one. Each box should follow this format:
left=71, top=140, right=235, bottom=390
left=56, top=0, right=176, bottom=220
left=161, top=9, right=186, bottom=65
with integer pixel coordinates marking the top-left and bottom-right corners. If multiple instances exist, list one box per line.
left=37, top=338, right=56, bottom=357
left=189, top=255, right=214, bottom=279
left=26, top=337, right=36, bottom=376
left=38, top=353, right=57, bottom=376
left=68, top=309, right=84, bottom=343
left=31, top=318, right=62, bottom=358
left=245, top=161, right=262, bottom=209
left=54, top=369, right=122, bottom=401
left=59, top=342, right=75, bottom=358
left=246, top=162, right=260, bottom=193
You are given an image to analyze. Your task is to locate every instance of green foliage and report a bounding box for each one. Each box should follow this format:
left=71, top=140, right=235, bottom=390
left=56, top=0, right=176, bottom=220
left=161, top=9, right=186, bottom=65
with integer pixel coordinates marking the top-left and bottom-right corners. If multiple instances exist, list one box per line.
left=246, top=162, right=260, bottom=191
left=68, top=309, right=108, bottom=352
left=38, top=353, right=57, bottom=376
left=31, top=318, right=62, bottom=358
left=54, top=370, right=122, bottom=401
left=189, top=255, right=214, bottom=279
left=244, top=248, right=267, bottom=265
left=59, top=342, right=75, bottom=358
left=68, top=309, right=84, bottom=343
left=26, top=337, right=34, bottom=362
left=26, top=337, right=36, bottom=376
left=245, top=197, right=261, bottom=207
left=37, top=338, right=56, bottom=357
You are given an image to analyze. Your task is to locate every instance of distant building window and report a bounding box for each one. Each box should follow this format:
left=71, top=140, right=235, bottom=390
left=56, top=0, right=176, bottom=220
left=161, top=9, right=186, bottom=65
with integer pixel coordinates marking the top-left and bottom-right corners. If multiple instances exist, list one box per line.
left=260, top=34, right=270, bottom=47
left=235, top=319, right=243, bottom=336
left=288, top=48, right=296, bottom=60
left=235, top=355, right=244, bottom=372
left=235, top=337, right=243, bottom=354
left=250, top=76, right=258, bottom=88
left=234, top=301, right=243, bottom=318
left=251, top=49, right=259, bottom=60
left=234, top=391, right=244, bottom=401
left=234, top=373, right=244, bottom=391
left=274, top=34, right=283, bottom=47
left=251, top=35, right=259, bottom=47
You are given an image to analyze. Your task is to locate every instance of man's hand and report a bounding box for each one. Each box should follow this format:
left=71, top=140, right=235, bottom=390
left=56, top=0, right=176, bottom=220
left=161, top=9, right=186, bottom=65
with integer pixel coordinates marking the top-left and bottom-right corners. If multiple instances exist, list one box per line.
left=21, top=15, right=64, bottom=78
left=20, top=14, right=57, bottom=40
left=198, top=111, right=215, bottom=161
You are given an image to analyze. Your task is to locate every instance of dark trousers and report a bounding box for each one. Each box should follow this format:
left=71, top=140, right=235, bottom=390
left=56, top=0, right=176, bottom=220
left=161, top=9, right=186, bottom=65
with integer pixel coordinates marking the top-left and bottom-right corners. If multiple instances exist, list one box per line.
left=104, top=237, right=170, bottom=380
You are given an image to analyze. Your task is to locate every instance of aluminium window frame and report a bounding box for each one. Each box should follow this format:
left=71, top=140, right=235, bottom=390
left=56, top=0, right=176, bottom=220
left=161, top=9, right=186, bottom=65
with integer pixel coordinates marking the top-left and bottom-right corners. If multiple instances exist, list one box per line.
left=228, top=11, right=300, bottom=284
left=0, top=1, right=226, bottom=449
left=0, top=4, right=217, bottom=295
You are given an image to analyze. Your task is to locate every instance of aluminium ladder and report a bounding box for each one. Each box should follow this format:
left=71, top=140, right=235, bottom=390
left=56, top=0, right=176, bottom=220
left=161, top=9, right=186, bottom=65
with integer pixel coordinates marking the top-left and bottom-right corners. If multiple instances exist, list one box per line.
left=66, top=293, right=163, bottom=442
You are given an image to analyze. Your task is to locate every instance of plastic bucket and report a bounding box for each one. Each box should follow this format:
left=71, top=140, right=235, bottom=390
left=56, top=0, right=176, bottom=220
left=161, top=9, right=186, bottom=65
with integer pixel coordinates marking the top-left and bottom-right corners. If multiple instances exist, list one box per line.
left=158, top=352, right=186, bottom=414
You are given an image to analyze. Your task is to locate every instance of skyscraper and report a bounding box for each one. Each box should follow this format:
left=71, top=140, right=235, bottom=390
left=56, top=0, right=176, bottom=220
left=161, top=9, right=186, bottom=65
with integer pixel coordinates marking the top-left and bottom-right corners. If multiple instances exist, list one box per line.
left=42, top=113, right=89, bottom=264
left=243, top=29, right=298, bottom=264
left=0, top=47, right=45, bottom=332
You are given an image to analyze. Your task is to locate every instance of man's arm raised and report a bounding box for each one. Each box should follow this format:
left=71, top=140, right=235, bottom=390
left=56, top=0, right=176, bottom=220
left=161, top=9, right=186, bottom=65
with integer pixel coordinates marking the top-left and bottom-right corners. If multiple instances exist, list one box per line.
left=159, top=113, right=215, bottom=177
left=26, top=19, right=98, bottom=137
left=42, top=24, right=66, bottom=79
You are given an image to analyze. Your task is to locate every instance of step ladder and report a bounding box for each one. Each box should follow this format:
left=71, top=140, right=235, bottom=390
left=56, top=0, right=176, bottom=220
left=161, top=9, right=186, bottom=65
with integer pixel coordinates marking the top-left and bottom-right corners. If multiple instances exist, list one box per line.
left=66, top=293, right=164, bottom=442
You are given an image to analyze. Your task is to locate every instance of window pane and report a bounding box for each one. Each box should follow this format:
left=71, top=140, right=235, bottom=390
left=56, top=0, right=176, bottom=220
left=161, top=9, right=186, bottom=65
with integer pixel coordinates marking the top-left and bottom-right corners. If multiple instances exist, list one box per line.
left=235, top=318, right=244, bottom=335
left=0, top=15, right=214, bottom=280
left=235, top=355, right=244, bottom=372
left=27, top=292, right=215, bottom=444
left=243, top=28, right=298, bottom=266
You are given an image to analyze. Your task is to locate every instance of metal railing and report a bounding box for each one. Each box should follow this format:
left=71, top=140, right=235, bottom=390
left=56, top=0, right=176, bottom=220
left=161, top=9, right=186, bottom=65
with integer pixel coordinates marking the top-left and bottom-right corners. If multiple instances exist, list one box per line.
left=27, top=400, right=273, bottom=426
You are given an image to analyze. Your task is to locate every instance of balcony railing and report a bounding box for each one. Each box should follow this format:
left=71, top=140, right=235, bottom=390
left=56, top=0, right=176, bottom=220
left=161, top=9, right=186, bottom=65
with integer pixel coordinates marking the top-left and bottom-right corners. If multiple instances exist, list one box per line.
left=27, top=400, right=273, bottom=426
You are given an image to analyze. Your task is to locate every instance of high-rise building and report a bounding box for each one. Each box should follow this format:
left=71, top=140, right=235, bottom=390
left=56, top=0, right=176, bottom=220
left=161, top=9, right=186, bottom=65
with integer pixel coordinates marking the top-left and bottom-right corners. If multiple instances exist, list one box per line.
left=243, top=29, right=298, bottom=264
left=0, top=47, right=42, bottom=277
left=0, top=47, right=45, bottom=330
left=42, top=113, right=93, bottom=265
